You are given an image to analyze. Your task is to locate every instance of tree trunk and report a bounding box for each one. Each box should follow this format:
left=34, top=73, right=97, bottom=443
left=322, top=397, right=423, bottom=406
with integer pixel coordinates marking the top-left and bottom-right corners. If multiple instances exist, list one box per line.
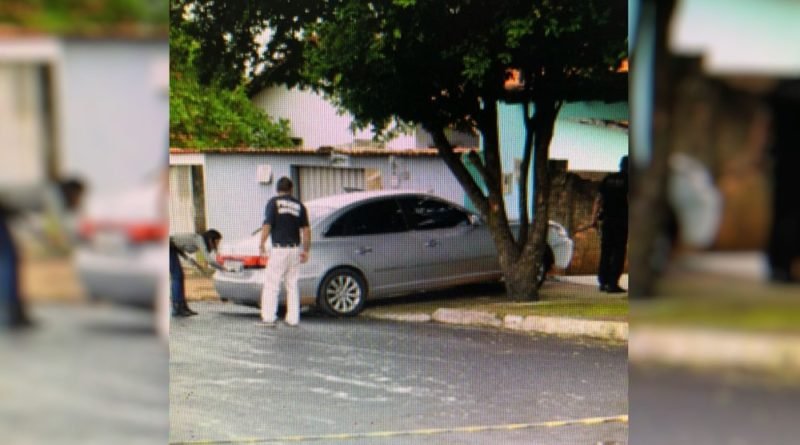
left=427, top=97, right=559, bottom=301
left=503, top=253, right=540, bottom=300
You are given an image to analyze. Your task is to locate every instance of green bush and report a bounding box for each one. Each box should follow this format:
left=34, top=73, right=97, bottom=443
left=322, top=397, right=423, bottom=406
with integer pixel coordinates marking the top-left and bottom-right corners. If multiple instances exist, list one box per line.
left=170, top=73, right=293, bottom=149
left=169, top=22, right=293, bottom=149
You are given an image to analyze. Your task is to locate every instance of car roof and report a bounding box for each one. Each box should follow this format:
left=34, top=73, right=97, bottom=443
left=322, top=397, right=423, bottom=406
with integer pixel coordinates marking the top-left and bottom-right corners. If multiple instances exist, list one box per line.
left=305, top=189, right=441, bottom=209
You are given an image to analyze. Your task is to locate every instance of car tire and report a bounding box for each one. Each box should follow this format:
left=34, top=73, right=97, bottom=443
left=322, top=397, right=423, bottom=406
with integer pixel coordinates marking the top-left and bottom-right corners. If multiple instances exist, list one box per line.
left=536, top=248, right=555, bottom=288
left=317, top=268, right=367, bottom=317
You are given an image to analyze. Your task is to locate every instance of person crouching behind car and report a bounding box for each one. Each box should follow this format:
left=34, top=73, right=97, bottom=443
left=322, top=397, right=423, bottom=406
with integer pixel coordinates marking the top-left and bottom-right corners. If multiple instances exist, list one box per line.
left=258, top=177, right=310, bottom=327
left=169, top=229, right=224, bottom=316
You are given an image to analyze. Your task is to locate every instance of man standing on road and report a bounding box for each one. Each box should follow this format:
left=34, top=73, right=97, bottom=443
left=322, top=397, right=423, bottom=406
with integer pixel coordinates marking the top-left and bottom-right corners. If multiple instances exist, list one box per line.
left=591, top=155, right=629, bottom=293
left=258, top=177, right=310, bottom=327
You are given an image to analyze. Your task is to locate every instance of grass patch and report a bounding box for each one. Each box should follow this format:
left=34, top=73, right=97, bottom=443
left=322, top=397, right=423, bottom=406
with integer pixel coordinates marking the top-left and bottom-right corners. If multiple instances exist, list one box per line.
left=364, top=283, right=628, bottom=322
left=634, top=274, right=800, bottom=333
left=633, top=299, right=800, bottom=333
left=493, top=300, right=628, bottom=320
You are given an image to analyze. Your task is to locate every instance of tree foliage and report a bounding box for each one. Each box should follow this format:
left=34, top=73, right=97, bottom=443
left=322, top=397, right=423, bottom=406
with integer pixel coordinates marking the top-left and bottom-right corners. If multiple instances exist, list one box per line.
left=169, top=14, right=292, bottom=149
left=0, top=0, right=167, bottom=34
left=172, top=0, right=342, bottom=91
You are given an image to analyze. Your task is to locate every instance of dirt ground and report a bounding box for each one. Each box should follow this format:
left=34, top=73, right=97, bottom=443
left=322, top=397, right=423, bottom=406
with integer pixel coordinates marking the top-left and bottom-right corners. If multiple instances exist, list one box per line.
left=21, top=257, right=87, bottom=303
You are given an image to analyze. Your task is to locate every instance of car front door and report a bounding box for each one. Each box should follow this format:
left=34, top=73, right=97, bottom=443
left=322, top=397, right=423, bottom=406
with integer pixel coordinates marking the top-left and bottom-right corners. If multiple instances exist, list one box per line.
left=398, top=196, right=498, bottom=287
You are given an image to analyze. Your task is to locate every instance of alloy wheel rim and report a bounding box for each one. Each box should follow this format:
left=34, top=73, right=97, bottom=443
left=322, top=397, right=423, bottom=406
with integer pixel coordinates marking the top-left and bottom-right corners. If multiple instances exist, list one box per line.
left=325, top=275, right=361, bottom=313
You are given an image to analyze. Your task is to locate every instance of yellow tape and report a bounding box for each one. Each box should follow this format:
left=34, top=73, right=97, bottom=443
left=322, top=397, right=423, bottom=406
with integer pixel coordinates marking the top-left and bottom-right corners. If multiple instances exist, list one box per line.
left=170, top=414, right=628, bottom=445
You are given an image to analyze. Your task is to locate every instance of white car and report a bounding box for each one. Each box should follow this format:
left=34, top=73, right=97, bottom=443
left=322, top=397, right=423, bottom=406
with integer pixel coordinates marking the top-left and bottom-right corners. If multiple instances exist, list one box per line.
left=214, top=190, right=574, bottom=316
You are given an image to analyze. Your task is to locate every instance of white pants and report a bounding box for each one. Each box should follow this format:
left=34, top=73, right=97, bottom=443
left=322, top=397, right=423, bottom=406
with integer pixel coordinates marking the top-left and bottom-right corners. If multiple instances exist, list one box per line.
left=260, top=247, right=301, bottom=324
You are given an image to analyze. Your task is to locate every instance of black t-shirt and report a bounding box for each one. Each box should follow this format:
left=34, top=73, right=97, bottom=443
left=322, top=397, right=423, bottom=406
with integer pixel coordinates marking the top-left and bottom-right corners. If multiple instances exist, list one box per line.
left=599, top=172, right=628, bottom=222
left=263, top=195, right=309, bottom=245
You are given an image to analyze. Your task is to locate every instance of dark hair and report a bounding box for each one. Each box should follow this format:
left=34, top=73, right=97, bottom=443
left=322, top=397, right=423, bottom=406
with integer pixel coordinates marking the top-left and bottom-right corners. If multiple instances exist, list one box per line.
left=59, top=178, right=85, bottom=195
left=202, top=229, right=222, bottom=252
left=59, top=177, right=86, bottom=210
left=276, top=176, right=293, bottom=193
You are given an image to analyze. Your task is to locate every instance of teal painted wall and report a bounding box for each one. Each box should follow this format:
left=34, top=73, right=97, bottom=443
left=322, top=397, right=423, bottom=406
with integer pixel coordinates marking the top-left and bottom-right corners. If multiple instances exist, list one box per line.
left=465, top=101, right=629, bottom=220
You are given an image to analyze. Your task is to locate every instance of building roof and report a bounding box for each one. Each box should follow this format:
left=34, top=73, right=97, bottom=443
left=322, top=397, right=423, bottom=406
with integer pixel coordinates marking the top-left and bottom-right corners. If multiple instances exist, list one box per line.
left=169, top=146, right=478, bottom=158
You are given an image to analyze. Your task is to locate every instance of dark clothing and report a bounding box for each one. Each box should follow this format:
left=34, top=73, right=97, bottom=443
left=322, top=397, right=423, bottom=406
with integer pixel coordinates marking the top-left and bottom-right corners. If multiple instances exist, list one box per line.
left=169, top=240, right=188, bottom=308
left=766, top=81, right=800, bottom=282
left=0, top=215, right=26, bottom=327
left=598, top=172, right=629, bottom=221
left=263, top=195, right=309, bottom=246
left=597, top=171, right=629, bottom=287
left=599, top=220, right=629, bottom=287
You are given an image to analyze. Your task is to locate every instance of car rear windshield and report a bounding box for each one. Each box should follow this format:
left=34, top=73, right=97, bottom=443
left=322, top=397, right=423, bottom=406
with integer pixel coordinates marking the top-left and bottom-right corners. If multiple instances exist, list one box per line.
left=307, top=205, right=336, bottom=223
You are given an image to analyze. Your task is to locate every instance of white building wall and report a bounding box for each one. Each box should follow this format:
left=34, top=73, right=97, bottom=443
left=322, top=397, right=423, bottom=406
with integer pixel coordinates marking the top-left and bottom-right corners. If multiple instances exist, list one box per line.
left=252, top=86, right=421, bottom=150
left=191, top=152, right=466, bottom=240
left=60, top=40, right=169, bottom=192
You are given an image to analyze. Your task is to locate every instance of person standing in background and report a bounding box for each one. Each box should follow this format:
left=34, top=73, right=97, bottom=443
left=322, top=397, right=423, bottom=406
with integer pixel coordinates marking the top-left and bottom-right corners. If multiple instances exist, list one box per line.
left=591, top=156, right=629, bottom=293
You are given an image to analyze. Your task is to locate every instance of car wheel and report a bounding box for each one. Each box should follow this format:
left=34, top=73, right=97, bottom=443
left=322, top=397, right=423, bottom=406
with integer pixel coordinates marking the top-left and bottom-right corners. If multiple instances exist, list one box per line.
left=317, top=269, right=367, bottom=317
left=536, top=248, right=555, bottom=288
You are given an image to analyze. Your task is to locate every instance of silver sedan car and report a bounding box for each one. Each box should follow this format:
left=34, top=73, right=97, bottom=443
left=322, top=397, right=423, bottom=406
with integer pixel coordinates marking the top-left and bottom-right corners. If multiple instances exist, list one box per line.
left=213, top=190, right=574, bottom=316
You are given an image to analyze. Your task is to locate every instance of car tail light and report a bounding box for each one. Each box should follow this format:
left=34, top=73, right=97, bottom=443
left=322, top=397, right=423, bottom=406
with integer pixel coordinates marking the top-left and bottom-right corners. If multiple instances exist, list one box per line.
left=217, top=255, right=267, bottom=269
left=78, top=220, right=167, bottom=244
left=127, top=223, right=168, bottom=243
left=242, top=256, right=267, bottom=268
left=78, top=220, right=95, bottom=241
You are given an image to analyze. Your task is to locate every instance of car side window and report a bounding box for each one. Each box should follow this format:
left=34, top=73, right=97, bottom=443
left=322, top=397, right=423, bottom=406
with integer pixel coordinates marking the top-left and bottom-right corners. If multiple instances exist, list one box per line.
left=325, top=199, right=408, bottom=237
left=398, top=197, right=470, bottom=230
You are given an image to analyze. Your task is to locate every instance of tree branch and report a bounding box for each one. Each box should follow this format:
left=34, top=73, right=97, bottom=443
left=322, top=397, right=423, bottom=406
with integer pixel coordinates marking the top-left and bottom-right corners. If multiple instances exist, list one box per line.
left=517, top=102, right=535, bottom=247
left=425, top=124, right=489, bottom=216
left=479, top=100, right=503, bottom=198
left=521, top=98, right=560, bottom=264
left=467, top=150, right=491, bottom=187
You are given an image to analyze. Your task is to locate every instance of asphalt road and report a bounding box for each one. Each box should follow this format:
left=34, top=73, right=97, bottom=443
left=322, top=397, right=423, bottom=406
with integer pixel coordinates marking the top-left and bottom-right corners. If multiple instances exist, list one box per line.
left=170, top=302, right=628, bottom=445
left=630, top=366, right=800, bottom=445
left=0, top=303, right=169, bottom=445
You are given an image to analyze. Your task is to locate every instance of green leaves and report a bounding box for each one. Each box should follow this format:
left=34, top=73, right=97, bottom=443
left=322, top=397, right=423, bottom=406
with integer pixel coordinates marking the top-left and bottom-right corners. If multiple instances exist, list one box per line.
left=392, top=0, right=417, bottom=8
left=505, top=18, right=534, bottom=49
left=0, top=0, right=167, bottom=34
left=169, top=25, right=293, bottom=149
left=169, top=74, right=293, bottom=149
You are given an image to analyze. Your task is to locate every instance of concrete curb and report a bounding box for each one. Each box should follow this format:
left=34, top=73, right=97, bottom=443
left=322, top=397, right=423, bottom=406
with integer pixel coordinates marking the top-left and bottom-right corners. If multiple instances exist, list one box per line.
left=629, top=326, right=800, bottom=375
left=366, top=308, right=628, bottom=341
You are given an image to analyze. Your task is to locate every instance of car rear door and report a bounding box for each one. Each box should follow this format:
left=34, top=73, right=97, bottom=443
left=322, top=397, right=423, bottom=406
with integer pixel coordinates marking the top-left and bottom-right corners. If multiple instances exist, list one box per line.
left=321, top=198, right=414, bottom=296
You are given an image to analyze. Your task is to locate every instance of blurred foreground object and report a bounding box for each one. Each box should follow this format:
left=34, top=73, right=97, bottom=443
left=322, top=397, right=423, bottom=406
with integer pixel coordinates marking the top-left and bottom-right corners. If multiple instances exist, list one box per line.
left=667, top=152, right=721, bottom=248
left=0, top=203, right=33, bottom=329
left=629, top=0, right=800, bottom=296
left=75, top=175, right=168, bottom=309
left=630, top=0, right=800, bottom=442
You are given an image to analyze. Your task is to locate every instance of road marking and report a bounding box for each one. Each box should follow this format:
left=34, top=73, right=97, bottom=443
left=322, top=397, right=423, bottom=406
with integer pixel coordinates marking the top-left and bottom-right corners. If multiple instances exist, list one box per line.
left=170, top=414, right=628, bottom=444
